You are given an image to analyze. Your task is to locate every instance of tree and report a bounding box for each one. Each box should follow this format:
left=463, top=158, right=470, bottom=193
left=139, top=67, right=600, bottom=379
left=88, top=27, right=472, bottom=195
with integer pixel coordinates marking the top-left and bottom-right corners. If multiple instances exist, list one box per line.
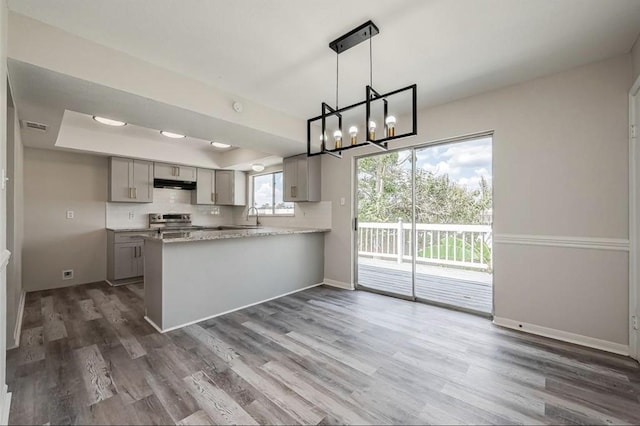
left=357, top=152, right=492, bottom=225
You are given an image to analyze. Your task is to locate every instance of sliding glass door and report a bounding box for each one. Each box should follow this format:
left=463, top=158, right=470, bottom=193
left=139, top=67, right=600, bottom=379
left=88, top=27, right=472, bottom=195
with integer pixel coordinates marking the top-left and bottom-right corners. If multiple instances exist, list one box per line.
left=355, top=149, right=414, bottom=298
left=355, top=136, right=493, bottom=315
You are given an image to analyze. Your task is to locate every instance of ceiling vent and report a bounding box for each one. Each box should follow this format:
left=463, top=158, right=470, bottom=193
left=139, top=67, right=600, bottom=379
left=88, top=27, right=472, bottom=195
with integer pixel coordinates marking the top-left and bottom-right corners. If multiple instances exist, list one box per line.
left=21, top=120, right=48, bottom=132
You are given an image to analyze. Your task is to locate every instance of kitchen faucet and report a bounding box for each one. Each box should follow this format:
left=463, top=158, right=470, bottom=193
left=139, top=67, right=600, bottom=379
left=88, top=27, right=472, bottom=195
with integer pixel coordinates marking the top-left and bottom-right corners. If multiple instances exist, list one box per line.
left=247, top=206, right=260, bottom=227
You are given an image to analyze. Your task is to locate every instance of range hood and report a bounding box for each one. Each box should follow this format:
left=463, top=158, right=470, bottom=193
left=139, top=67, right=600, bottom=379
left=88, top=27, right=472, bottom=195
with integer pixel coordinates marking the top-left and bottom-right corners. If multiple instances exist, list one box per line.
left=153, top=178, right=197, bottom=190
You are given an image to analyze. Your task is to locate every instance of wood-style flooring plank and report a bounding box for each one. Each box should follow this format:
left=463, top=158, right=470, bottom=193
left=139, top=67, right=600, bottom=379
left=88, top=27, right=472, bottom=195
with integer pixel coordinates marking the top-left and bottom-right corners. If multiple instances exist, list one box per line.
left=18, top=326, right=45, bottom=365
left=177, top=409, right=215, bottom=426
left=74, top=344, right=117, bottom=406
left=41, top=296, right=68, bottom=341
left=77, top=299, right=102, bottom=321
left=183, top=370, right=258, bottom=425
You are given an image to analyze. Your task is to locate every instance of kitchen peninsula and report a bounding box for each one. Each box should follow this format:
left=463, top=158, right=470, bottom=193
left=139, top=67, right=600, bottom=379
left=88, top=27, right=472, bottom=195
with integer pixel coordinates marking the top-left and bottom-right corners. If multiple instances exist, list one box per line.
left=143, top=227, right=328, bottom=331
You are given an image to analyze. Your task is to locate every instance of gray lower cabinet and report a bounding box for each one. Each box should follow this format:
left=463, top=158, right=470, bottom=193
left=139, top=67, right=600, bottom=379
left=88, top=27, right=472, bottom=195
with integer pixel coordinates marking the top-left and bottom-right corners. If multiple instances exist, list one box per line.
left=283, top=154, right=321, bottom=202
left=109, top=157, right=154, bottom=203
left=215, top=170, right=246, bottom=205
left=107, top=230, right=153, bottom=284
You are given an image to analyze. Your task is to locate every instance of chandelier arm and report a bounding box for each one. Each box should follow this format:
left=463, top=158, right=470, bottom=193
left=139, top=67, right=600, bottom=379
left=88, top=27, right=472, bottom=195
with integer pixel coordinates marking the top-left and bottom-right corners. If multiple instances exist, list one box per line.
left=369, top=27, right=373, bottom=89
left=336, top=52, right=339, bottom=109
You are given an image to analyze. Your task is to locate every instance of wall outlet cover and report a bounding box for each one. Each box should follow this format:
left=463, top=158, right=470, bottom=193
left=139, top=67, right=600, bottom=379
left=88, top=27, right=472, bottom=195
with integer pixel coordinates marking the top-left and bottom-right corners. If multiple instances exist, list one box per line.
left=62, top=269, right=74, bottom=280
left=66, top=210, right=74, bottom=219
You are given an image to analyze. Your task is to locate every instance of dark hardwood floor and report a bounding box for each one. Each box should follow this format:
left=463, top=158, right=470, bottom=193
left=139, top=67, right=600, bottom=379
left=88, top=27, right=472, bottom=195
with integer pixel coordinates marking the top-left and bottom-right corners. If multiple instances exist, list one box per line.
left=7, top=281, right=640, bottom=425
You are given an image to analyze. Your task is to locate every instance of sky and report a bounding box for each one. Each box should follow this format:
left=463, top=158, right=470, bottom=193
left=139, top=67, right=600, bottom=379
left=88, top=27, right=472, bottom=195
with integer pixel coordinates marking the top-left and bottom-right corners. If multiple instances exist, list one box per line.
left=413, top=136, right=492, bottom=191
left=253, top=171, right=288, bottom=208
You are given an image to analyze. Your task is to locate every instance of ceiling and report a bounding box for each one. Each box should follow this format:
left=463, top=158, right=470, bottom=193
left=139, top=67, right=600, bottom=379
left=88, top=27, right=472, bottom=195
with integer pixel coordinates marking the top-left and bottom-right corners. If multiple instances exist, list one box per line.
left=8, top=59, right=303, bottom=159
left=8, top=0, right=640, bottom=122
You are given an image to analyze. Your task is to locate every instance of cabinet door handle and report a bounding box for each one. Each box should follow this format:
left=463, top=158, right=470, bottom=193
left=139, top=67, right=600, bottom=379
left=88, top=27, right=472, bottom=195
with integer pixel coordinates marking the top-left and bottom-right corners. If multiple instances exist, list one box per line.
left=138, top=246, right=143, bottom=257
left=133, top=187, right=137, bottom=199
left=128, top=187, right=133, bottom=199
left=177, top=167, right=180, bottom=176
left=133, top=247, right=137, bottom=258
left=211, top=193, right=215, bottom=202
left=291, top=186, right=297, bottom=198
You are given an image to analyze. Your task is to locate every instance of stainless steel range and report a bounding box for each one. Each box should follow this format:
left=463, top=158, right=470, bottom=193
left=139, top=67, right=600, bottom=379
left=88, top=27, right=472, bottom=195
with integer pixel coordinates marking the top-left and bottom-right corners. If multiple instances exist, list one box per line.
left=148, top=213, right=204, bottom=232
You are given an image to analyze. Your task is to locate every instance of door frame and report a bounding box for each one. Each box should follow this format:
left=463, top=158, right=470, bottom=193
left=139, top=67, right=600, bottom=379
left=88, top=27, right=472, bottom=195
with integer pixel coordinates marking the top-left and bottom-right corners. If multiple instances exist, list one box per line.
left=629, top=74, right=640, bottom=361
left=352, top=131, right=495, bottom=314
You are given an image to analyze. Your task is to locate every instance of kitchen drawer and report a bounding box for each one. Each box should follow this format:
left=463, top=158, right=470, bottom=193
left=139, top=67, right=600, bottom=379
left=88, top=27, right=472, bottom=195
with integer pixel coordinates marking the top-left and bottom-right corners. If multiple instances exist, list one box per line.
left=114, top=232, right=155, bottom=243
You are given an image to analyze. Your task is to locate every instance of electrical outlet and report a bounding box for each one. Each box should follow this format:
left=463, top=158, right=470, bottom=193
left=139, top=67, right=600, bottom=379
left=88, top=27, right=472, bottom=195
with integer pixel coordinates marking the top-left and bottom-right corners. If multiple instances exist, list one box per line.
left=340, top=197, right=346, bottom=206
left=128, top=212, right=134, bottom=220
left=633, top=316, right=638, bottom=330
left=62, top=269, right=74, bottom=280
left=66, top=210, right=74, bottom=219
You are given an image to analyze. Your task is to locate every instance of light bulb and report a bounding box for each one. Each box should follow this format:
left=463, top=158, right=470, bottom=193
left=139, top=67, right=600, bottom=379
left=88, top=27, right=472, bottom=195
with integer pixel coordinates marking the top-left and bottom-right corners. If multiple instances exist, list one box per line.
left=211, top=141, right=231, bottom=148
left=349, top=126, right=358, bottom=145
left=160, top=131, right=186, bottom=139
left=93, top=116, right=127, bottom=127
left=368, top=120, right=376, bottom=140
left=334, top=129, right=342, bottom=149
left=385, top=115, right=397, bottom=137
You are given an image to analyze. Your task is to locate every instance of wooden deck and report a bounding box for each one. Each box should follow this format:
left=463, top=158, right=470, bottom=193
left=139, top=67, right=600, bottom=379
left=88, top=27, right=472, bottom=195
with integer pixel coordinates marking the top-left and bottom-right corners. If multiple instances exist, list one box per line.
left=357, top=258, right=493, bottom=314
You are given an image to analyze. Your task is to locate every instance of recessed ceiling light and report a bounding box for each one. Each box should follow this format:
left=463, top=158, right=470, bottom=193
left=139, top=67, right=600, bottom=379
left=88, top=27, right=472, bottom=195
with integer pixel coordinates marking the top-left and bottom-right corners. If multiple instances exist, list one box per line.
left=160, top=130, right=186, bottom=139
left=211, top=141, right=231, bottom=148
left=93, top=116, right=127, bottom=127
left=251, top=163, right=265, bottom=172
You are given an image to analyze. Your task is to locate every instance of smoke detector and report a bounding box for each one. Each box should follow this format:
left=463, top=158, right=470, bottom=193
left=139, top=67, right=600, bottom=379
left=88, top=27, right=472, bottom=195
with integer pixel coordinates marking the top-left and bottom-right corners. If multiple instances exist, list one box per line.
left=21, top=120, right=48, bottom=132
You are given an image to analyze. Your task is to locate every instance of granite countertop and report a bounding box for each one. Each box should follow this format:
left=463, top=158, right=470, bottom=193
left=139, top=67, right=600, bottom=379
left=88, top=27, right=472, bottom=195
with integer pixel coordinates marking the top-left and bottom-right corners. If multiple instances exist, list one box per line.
left=143, top=226, right=330, bottom=243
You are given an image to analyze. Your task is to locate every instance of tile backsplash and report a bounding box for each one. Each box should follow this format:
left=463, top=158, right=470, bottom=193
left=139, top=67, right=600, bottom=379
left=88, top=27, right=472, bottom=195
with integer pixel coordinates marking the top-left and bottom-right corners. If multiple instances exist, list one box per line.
left=106, top=188, right=236, bottom=229
left=107, top=188, right=332, bottom=230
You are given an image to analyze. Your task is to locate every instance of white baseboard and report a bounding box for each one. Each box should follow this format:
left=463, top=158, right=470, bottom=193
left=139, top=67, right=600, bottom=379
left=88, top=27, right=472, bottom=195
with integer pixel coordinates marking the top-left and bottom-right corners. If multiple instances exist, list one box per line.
left=493, top=316, right=629, bottom=356
left=144, top=316, right=164, bottom=334
left=0, top=385, right=11, bottom=425
left=7, top=291, right=26, bottom=350
left=323, top=278, right=354, bottom=290
left=146, top=282, right=324, bottom=333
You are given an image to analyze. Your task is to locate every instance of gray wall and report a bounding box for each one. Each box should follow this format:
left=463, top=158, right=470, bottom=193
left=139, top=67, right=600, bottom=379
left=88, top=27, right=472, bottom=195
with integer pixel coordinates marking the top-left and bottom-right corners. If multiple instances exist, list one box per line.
left=6, top=100, right=23, bottom=347
left=322, top=54, right=631, bottom=347
left=23, top=148, right=108, bottom=291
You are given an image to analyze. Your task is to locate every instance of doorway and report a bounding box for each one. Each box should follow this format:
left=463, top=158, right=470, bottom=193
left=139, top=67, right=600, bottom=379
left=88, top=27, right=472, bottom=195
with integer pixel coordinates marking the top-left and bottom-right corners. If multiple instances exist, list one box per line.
left=355, top=135, right=493, bottom=315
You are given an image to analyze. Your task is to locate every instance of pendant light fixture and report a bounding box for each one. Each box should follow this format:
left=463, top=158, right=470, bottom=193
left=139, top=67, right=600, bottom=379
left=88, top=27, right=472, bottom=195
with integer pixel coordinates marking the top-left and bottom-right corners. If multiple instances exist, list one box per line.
left=307, top=21, right=417, bottom=158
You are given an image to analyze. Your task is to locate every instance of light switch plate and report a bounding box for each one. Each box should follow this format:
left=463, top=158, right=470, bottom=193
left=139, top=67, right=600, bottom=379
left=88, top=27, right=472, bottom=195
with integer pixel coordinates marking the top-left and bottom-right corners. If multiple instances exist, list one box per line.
left=66, top=210, right=74, bottom=219
left=340, top=197, right=346, bottom=206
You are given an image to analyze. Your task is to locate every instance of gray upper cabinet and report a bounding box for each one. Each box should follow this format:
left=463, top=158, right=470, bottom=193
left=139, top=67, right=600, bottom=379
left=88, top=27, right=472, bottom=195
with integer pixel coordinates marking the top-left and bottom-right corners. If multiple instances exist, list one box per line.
left=283, top=154, right=321, bottom=202
left=215, top=170, right=246, bottom=206
left=193, top=168, right=216, bottom=205
left=154, top=162, right=197, bottom=181
left=109, top=157, right=153, bottom=203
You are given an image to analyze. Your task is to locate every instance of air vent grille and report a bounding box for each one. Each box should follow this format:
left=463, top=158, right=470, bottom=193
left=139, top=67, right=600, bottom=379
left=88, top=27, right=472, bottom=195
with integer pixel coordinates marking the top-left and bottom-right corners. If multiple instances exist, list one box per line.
left=22, top=120, right=48, bottom=132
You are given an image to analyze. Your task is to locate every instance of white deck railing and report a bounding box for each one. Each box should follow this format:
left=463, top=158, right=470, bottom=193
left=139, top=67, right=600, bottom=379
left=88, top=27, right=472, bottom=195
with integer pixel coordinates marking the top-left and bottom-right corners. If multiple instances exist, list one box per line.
left=358, top=221, right=492, bottom=271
